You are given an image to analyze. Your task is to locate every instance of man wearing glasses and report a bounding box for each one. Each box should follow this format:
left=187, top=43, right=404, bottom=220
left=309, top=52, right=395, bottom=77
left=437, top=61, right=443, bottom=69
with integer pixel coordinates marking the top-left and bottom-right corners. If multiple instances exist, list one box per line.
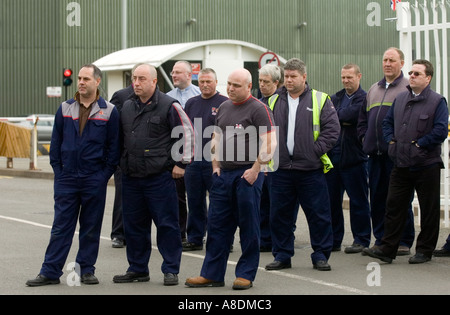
left=167, top=61, right=201, bottom=245
left=364, top=59, right=448, bottom=264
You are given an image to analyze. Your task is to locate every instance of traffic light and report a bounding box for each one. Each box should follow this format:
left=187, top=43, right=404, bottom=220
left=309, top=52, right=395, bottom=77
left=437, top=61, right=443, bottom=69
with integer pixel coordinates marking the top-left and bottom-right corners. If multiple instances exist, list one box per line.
left=63, top=68, right=73, bottom=86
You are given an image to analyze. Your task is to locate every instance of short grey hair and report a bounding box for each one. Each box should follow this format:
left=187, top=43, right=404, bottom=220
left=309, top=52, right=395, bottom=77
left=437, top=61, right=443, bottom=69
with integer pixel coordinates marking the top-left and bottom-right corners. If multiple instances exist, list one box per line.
left=199, top=68, right=218, bottom=80
left=259, top=64, right=282, bottom=83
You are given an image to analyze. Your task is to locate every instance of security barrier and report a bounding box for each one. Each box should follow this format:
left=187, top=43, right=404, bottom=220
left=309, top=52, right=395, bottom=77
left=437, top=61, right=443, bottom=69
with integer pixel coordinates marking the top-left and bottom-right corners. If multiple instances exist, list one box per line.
left=0, top=121, right=31, bottom=162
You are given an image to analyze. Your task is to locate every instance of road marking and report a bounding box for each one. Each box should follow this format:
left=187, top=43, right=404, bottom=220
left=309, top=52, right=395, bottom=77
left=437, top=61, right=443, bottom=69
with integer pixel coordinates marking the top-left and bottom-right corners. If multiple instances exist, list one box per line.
left=1, top=214, right=372, bottom=295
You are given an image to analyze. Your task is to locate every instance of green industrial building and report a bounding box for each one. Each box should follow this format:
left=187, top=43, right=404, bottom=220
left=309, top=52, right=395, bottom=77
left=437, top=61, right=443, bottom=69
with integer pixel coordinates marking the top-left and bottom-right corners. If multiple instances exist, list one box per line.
left=1, top=0, right=401, bottom=117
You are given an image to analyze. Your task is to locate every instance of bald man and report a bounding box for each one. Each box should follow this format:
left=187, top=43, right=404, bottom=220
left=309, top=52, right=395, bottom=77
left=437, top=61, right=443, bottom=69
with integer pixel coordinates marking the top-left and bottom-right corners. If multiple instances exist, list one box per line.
left=114, top=63, right=194, bottom=286
left=185, top=68, right=277, bottom=290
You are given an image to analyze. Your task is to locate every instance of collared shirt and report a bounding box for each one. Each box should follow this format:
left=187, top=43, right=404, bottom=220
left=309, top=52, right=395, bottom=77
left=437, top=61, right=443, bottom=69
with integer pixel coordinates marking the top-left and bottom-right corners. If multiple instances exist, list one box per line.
left=166, top=84, right=201, bottom=108
left=75, top=90, right=100, bottom=135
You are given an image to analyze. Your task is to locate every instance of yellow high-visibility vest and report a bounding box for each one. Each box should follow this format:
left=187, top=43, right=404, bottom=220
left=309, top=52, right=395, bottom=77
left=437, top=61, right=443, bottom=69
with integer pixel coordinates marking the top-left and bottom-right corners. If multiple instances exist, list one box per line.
left=268, top=90, right=333, bottom=173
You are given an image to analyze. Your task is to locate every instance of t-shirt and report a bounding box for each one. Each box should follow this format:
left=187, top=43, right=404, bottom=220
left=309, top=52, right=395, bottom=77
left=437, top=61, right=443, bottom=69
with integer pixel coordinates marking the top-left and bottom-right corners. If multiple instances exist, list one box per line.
left=184, top=92, right=228, bottom=161
left=215, top=95, right=275, bottom=169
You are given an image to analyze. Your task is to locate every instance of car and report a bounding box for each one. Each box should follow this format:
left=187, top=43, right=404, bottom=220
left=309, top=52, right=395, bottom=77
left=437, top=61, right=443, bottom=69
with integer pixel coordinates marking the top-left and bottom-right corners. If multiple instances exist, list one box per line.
left=12, top=114, right=54, bottom=142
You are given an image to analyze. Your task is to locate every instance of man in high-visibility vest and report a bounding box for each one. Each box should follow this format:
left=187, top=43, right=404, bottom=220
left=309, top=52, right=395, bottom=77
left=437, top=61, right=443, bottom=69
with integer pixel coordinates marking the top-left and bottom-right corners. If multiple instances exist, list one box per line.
left=258, top=64, right=283, bottom=253
left=265, top=58, right=340, bottom=271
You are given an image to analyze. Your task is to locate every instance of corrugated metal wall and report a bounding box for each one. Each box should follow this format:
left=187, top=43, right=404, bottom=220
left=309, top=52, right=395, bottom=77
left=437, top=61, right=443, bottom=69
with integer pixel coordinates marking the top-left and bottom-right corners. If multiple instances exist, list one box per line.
left=1, top=0, right=401, bottom=116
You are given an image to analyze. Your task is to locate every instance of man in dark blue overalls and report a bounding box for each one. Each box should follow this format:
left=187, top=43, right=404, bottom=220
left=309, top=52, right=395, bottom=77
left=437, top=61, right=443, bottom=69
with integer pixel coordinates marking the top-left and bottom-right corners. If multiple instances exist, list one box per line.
left=113, top=64, right=194, bottom=286
left=26, top=64, right=120, bottom=286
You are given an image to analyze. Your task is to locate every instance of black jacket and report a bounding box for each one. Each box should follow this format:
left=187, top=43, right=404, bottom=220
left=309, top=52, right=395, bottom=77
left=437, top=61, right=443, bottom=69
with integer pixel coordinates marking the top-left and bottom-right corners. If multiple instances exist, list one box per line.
left=120, top=87, right=194, bottom=177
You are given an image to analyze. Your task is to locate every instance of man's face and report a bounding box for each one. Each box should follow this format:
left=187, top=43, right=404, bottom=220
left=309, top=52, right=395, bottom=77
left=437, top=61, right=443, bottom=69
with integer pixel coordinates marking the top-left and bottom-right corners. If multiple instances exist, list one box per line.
left=284, top=69, right=306, bottom=96
left=133, top=65, right=157, bottom=102
left=227, top=70, right=251, bottom=103
left=409, top=64, right=431, bottom=93
left=77, top=67, right=100, bottom=99
left=259, top=74, right=278, bottom=98
left=198, top=72, right=218, bottom=99
left=171, top=63, right=191, bottom=89
left=383, top=49, right=404, bottom=82
left=341, top=67, right=361, bottom=95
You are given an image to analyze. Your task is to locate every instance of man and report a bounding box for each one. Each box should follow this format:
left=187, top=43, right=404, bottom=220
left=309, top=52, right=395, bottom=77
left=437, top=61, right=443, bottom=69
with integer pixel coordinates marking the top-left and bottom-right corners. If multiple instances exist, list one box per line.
left=265, top=58, right=340, bottom=271
left=326, top=64, right=371, bottom=253
left=167, top=61, right=202, bottom=109
left=167, top=61, right=201, bottom=243
left=357, top=47, right=415, bottom=255
left=109, top=84, right=134, bottom=248
left=258, top=64, right=282, bottom=252
left=113, top=64, right=194, bottom=286
left=185, top=68, right=277, bottom=290
left=183, top=68, right=228, bottom=251
left=26, top=64, right=120, bottom=286
left=364, top=59, right=448, bottom=264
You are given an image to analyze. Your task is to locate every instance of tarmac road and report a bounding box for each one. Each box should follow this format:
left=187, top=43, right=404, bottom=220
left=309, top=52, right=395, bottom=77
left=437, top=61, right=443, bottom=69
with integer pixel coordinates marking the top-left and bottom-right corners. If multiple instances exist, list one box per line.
left=0, top=157, right=449, bottom=300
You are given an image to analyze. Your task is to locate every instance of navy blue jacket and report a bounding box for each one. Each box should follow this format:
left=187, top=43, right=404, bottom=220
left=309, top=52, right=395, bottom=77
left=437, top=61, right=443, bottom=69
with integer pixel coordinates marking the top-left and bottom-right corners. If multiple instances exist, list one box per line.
left=50, top=96, right=120, bottom=180
left=330, top=86, right=368, bottom=168
left=383, top=84, right=448, bottom=169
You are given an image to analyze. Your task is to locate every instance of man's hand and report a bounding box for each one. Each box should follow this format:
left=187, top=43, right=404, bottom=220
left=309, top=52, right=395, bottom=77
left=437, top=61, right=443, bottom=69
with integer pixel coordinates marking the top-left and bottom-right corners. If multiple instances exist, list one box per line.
left=242, top=164, right=260, bottom=185
left=172, top=165, right=185, bottom=179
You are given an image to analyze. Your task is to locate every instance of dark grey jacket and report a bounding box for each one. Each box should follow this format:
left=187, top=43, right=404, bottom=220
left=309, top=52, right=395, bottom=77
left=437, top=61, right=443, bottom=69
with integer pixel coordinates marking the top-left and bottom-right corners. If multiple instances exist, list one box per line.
left=271, top=85, right=340, bottom=171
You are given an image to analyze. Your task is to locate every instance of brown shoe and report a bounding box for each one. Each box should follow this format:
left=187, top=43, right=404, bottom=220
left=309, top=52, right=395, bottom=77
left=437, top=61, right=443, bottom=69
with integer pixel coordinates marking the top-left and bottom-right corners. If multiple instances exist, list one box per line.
left=232, top=277, right=253, bottom=290
left=185, top=276, right=224, bottom=288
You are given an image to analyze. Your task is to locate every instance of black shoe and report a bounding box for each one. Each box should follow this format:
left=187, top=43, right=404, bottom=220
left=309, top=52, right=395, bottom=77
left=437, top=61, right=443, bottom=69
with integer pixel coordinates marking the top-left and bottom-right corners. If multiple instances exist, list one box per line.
left=362, top=247, right=393, bottom=263
left=113, top=271, right=150, bottom=283
left=344, top=243, right=364, bottom=254
left=408, top=253, right=431, bottom=264
left=331, top=246, right=341, bottom=252
left=112, top=238, right=125, bottom=248
left=265, top=260, right=291, bottom=270
left=26, top=274, right=60, bottom=287
left=81, top=273, right=99, bottom=285
left=433, top=247, right=450, bottom=257
left=313, top=260, right=331, bottom=271
left=164, top=273, right=179, bottom=286
left=182, top=242, right=203, bottom=251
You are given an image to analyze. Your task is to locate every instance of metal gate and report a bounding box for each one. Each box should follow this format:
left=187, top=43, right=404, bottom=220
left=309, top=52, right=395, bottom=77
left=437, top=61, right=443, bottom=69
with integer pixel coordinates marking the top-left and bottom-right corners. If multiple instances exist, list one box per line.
left=396, top=0, right=450, bottom=227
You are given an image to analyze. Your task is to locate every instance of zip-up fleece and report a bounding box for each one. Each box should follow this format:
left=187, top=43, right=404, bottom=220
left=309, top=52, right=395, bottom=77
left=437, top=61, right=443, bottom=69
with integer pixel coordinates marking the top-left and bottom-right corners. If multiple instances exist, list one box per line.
left=358, top=72, right=409, bottom=156
left=271, top=85, right=340, bottom=171
left=50, top=96, right=120, bottom=179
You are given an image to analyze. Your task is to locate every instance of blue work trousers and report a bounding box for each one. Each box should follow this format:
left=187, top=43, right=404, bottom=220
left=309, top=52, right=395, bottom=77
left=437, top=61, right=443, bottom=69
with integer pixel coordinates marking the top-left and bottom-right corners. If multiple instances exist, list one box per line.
left=325, top=162, right=371, bottom=247
left=269, top=169, right=333, bottom=264
left=122, top=172, right=182, bottom=274
left=260, top=175, right=272, bottom=249
left=184, top=160, right=212, bottom=245
left=40, top=171, right=108, bottom=279
left=201, top=167, right=264, bottom=282
left=368, top=155, right=415, bottom=247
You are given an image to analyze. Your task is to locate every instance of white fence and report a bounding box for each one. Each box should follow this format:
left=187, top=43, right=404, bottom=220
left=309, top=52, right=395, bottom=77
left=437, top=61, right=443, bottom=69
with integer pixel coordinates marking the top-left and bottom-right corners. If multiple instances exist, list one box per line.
left=396, top=0, right=450, bottom=227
